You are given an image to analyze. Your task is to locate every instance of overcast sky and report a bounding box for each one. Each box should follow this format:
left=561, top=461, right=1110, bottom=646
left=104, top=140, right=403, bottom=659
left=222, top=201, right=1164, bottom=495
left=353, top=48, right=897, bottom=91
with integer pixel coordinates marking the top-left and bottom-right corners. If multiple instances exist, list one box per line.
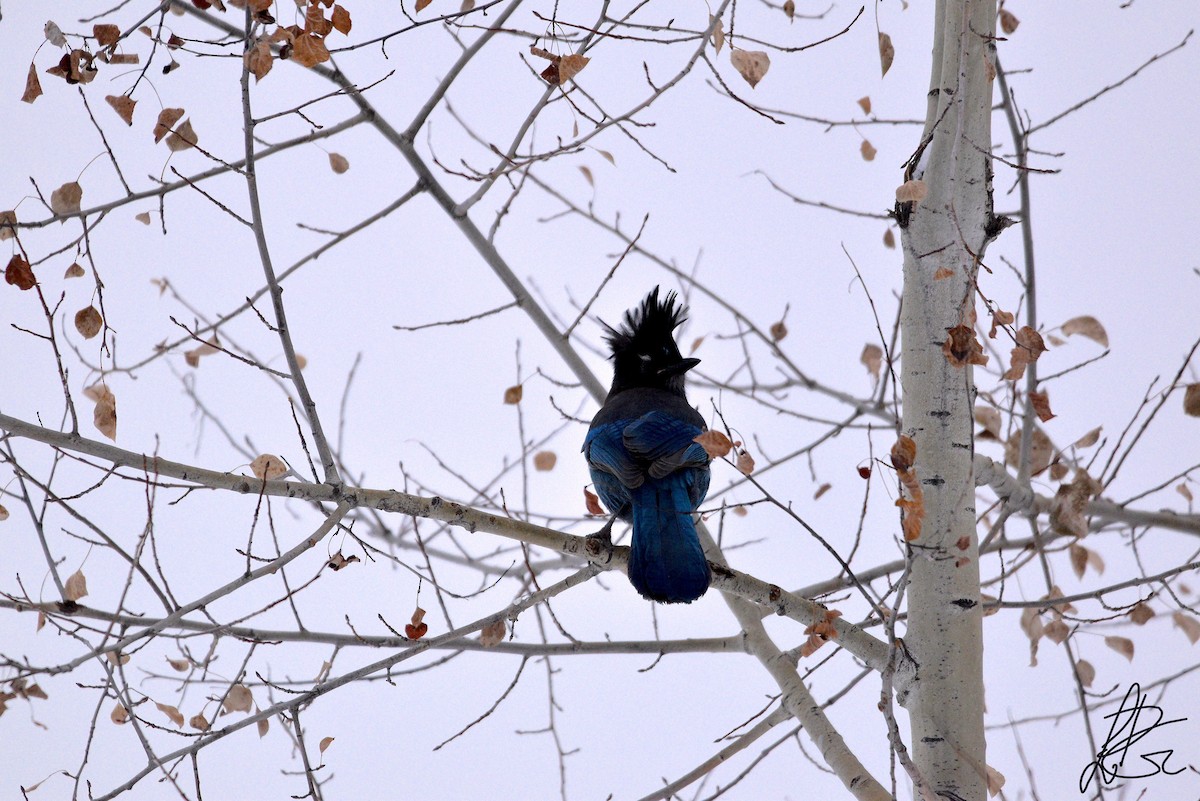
left=2, top=2, right=1199, bottom=799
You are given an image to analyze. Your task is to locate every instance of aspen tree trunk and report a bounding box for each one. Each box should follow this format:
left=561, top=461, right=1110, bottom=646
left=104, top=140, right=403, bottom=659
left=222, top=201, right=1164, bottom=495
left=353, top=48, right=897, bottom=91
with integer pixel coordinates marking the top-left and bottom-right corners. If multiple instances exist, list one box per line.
left=898, top=1, right=997, bottom=799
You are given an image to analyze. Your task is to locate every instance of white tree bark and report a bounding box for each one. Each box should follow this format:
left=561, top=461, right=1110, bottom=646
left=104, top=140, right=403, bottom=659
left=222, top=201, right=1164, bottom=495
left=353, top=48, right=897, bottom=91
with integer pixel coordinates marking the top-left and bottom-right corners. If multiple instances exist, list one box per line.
left=899, top=1, right=997, bottom=799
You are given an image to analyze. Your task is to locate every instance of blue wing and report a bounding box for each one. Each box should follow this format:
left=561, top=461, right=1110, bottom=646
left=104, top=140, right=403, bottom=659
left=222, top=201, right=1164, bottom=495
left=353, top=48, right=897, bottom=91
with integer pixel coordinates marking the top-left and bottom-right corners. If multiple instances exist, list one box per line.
left=585, top=412, right=711, bottom=518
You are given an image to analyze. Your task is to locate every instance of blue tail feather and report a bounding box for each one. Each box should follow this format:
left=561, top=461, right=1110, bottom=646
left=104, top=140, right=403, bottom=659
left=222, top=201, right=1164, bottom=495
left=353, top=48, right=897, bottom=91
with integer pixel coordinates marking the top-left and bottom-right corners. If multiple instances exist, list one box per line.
left=627, top=479, right=710, bottom=603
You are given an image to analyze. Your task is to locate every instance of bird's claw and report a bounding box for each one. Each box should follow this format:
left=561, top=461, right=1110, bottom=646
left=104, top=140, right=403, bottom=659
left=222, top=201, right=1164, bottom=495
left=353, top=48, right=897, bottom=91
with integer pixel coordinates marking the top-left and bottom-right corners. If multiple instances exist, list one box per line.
left=585, top=516, right=617, bottom=564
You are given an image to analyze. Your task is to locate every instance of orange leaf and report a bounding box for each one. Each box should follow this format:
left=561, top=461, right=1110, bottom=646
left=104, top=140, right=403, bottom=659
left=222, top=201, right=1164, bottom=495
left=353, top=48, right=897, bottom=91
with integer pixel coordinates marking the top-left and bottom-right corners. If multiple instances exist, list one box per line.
left=694, top=430, right=733, bottom=459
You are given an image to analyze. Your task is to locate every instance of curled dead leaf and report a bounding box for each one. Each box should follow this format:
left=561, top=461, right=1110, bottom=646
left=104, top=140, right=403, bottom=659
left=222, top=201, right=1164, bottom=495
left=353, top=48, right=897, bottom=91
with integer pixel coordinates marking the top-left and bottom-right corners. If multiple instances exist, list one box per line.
left=154, top=108, right=185, bottom=143
left=1076, top=659, right=1095, bottom=687
left=694, top=430, right=733, bottom=459
left=251, top=454, right=288, bottom=480
left=1061, top=315, right=1108, bottom=347
left=6, top=255, right=36, bottom=290
left=1184, top=384, right=1200, bottom=417
left=50, top=182, right=83, bottom=216
left=328, top=152, right=349, bottom=174
left=730, top=49, right=770, bottom=89
left=1173, top=611, right=1200, bottom=644
left=22, top=63, right=43, bottom=104
left=533, top=451, right=557, bottom=471
left=735, top=449, right=755, bottom=475
left=503, top=385, right=523, bottom=404
left=584, top=487, right=604, bottom=516
left=1104, top=635, right=1134, bottom=662
left=75, top=306, right=103, bottom=339
left=895, top=179, right=927, bottom=203
left=65, top=569, right=89, bottom=602
left=860, top=139, right=877, bottom=162
left=222, top=684, right=253, bottom=714
left=480, top=618, right=506, bottom=647
left=105, top=94, right=136, bottom=125
left=157, top=702, right=185, bottom=727
left=860, top=344, right=883, bottom=379
left=944, top=325, right=987, bottom=368
left=878, top=32, right=895, bottom=77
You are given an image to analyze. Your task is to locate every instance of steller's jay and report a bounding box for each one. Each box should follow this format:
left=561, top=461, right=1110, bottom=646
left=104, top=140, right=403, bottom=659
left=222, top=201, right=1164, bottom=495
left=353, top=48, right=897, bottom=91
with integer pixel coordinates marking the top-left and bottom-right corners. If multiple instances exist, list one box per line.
left=583, top=287, right=712, bottom=603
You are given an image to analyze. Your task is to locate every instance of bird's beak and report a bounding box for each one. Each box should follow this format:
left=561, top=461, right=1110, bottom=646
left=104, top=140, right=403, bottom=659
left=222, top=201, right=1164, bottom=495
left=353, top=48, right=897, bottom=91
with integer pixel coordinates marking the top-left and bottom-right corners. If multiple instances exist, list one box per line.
left=659, top=357, right=700, bottom=378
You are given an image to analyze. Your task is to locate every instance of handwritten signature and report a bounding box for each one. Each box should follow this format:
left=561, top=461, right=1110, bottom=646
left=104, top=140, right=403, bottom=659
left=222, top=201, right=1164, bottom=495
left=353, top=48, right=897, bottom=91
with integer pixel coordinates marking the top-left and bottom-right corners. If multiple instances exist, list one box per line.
left=1079, top=682, right=1187, bottom=793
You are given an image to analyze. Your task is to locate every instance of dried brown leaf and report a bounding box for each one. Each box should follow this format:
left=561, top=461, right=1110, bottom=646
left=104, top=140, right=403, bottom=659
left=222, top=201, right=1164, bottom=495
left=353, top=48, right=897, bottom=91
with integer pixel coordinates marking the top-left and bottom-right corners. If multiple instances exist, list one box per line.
left=860, top=139, right=877, bottom=161
left=328, top=152, right=349, bottom=174
left=1061, top=315, right=1108, bottom=347
left=154, top=108, right=185, bottom=143
left=503, top=385, right=523, bottom=404
left=166, top=118, right=198, bottom=151
left=1028, top=390, right=1055, bottom=422
left=857, top=95, right=871, bottom=114
left=245, top=42, right=273, bottom=81
left=770, top=320, right=787, bottom=341
left=730, top=49, right=770, bottom=89
left=0, top=210, right=16, bottom=241
left=74, top=306, right=103, bottom=339
left=65, top=569, right=88, bottom=601
left=1005, top=428, right=1054, bottom=476
left=1128, top=603, right=1155, bottom=626
left=258, top=717, right=270, bottom=737
left=331, top=5, right=352, bottom=34
left=999, top=9, right=1020, bottom=34
left=480, top=618, right=506, bottom=647
left=584, top=487, right=604, bottom=516
left=882, top=228, right=895, bottom=249
left=557, top=54, right=590, bottom=84
left=45, top=21, right=68, bottom=47
left=895, top=179, right=927, bottom=203
left=533, top=451, right=556, bottom=471
left=736, top=449, right=755, bottom=475
left=975, top=406, right=1002, bottom=439
left=111, top=703, right=129, bottom=725
left=988, top=309, right=1014, bottom=339
left=578, top=165, right=593, bottom=186
left=291, top=34, right=330, bottom=68
left=878, top=32, right=895, bottom=77
left=1073, top=427, right=1101, bottom=448
left=1104, top=635, right=1134, bottom=662
left=157, top=702, right=185, bottom=727
left=135, top=211, right=151, bottom=225
left=860, top=344, right=883, bottom=379
left=710, top=16, right=724, bottom=54
left=890, top=435, right=916, bottom=473
left=21, top=63, right=43, bottom=104
left=944, top=325, right=987, bottom=368
left=251, top=454, right=288, bottom=480
left=319, top=735, right=334, bottom=753
left=1178, top=482, right=1194, bottom=503
left=1173, top=611, right=1200, bottom=644
left=189, top=713, right=210, bottom=731
left=694, top=430, right=733, bottom=459
left=1076, top=659, right=1095, bottom=688
left=223, top=684, right=253, bottom=714
left=94, top=24, right=121, bottom=47
left=1043, top=619, right=1069, bottom=645
left=1184, top=384, right=1200, bottom=417
left=1068, top=543, right=1088, bottom=579
left=6, top=255, right=36, bottom=290
left=50, top=182, right=83, bottom=216
left=64, top=262, right=85, bottom=278
left=813, top=483, right=831, bottom=500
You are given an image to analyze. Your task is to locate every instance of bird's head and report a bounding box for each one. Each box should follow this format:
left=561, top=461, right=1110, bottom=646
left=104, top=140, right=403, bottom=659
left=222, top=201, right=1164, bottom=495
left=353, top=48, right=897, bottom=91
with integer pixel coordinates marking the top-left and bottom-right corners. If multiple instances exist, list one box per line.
left=602, top=287, right=699, bottom=396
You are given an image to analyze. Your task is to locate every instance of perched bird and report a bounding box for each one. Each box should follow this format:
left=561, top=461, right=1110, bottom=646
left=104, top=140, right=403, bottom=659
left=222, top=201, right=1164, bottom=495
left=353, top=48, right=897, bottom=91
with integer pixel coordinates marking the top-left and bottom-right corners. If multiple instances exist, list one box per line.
left=583, top=287, right=712, bottom=603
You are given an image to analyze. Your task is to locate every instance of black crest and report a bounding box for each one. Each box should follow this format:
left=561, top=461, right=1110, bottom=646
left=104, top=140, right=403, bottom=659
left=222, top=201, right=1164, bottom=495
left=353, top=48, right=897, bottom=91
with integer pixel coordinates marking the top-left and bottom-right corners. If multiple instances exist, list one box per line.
left=603, top=286, right=687, bottom=357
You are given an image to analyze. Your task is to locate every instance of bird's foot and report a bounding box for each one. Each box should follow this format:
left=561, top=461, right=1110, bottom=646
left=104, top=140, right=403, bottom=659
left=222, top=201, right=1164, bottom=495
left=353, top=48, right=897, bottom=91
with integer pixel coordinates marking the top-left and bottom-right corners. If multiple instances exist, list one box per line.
left=585, top=515, right=617, bottom=564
